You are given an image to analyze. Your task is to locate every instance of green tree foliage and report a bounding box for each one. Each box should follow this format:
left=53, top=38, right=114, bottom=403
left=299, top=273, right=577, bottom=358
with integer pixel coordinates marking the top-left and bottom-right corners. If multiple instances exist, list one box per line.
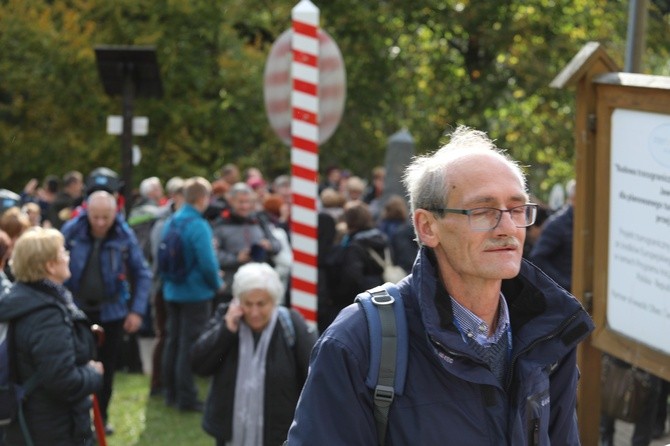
left=1, top=0, right=669, bottom=200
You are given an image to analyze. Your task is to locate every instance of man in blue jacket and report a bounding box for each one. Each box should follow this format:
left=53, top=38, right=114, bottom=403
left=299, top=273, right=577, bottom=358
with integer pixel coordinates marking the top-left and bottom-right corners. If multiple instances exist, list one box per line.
left=161, top=176, right=223, bottom=412
left=286, top=126, right=595, bottom=445
left=62, top=190, right=152, bottom=435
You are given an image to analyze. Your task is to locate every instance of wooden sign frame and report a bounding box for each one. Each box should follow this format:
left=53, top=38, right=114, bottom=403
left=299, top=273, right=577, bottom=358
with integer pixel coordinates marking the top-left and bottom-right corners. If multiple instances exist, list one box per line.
left=552, top=42, right=670, bottom=445
left=591, top=72, right=670, bottom=381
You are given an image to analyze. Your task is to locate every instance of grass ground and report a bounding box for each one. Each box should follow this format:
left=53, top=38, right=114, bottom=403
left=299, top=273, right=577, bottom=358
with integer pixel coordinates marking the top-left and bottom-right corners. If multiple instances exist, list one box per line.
left=105, top=372, right=212, bottom=446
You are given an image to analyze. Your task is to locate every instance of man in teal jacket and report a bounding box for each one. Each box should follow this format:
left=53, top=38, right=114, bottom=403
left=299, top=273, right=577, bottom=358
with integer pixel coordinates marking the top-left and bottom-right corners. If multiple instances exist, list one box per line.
left=286, top=126, right=594, bottom=445
left=161, top=176, right=223, bottom=412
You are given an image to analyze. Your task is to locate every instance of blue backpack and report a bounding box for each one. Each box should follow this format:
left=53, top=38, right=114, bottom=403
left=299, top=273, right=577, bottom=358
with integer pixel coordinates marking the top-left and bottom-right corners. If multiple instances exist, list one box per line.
left=355, top=283, right=408, bottom=446
left=157, top=217, right=194, bottom=282
left=0, top=320, right=38, bottom=446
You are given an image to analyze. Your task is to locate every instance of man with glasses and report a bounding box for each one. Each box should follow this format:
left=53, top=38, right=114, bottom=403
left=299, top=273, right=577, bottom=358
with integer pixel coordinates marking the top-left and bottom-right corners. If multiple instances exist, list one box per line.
left=286, top=126, right=594, bottom=445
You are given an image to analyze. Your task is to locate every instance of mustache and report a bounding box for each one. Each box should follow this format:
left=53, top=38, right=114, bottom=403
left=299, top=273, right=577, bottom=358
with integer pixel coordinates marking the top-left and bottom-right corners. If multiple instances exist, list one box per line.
left=484, top=238, right=520, bottom=250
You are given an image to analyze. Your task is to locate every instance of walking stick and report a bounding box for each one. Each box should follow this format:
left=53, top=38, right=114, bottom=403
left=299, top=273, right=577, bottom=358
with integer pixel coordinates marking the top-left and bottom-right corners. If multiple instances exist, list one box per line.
left=92, top=394, right=107, bottom=446
left=91, top=324, right=107, bottom=446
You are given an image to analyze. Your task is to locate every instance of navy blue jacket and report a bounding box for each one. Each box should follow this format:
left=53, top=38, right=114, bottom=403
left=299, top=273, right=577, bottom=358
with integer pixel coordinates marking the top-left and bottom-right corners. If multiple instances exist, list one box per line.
left=286, top=246, right=594, bottom=445
left=62, top=211, right=152, bottom=322
left=0, top=282, right=102, bottom=445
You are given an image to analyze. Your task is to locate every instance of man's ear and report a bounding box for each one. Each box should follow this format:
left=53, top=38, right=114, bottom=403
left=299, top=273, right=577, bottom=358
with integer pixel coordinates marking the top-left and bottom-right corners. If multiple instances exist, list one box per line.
left=414, top=210, right=440, bottom=248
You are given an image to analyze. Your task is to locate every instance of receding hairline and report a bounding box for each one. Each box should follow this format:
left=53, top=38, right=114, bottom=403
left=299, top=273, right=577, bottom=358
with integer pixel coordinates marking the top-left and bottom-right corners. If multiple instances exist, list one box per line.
left=445, top=148, right=520, bottom=169
left=442, top=149, right=526, bottom=191
left=403, top=140, right=527, bottom=217
left=87, top=190, right=117, bottom=210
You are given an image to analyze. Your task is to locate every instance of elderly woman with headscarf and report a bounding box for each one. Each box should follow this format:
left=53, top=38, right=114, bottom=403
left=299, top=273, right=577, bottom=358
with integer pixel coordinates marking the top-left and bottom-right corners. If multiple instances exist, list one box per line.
left=191, top=262, right=317, bottom=446
left=0, top=228, right=103, bottom=445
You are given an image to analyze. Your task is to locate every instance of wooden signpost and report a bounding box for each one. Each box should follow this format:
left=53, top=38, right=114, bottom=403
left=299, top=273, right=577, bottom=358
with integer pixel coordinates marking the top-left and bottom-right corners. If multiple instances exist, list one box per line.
left=552, top=41, right=670, bottom=445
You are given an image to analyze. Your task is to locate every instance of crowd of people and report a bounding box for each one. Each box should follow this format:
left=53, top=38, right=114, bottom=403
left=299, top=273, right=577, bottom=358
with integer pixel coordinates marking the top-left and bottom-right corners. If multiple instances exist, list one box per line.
left=0, top=125, right=668, bottom=445
left=0, top=159, right=415, bottom=444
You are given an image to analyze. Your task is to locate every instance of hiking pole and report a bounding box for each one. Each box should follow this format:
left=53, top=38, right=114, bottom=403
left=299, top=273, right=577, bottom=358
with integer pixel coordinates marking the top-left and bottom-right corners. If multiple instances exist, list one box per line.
left=91, top=324, right=107, bottom=446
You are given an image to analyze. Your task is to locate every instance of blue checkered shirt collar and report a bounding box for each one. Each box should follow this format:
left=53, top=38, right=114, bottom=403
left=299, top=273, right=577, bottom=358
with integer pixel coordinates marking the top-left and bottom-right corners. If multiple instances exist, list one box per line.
left=450, top=292, right=511, bottom=347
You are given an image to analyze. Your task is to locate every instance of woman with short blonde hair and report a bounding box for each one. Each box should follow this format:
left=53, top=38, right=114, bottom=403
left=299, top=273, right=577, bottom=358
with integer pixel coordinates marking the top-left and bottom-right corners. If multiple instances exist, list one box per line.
left=10, top=227, right=63, bottom=282
left=0, top=227, right=103, bottom=446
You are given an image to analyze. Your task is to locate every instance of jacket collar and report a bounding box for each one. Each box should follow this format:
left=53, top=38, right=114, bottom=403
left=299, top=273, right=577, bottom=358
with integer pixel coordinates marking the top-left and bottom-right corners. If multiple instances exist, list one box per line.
left=408, top=246, right=591, bottom=351
left=177, top=203, right=203, bottom=219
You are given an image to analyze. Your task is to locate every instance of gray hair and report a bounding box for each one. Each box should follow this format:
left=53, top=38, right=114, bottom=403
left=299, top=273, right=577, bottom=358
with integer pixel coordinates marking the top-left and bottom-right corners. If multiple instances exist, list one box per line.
left=229, top=182, right=253, bottom=198
left=165, top=177, right=185, bottom=196
left=272, top=175, right=291, bottom=190
left=139, top=176, right=162, bottom=199
left=403, top=126, right=527, bottom=233
left=232, top=262, right=284, bottom=304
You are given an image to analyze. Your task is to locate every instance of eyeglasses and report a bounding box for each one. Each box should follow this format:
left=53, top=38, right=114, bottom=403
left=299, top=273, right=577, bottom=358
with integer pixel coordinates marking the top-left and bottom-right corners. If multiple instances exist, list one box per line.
left=427, top=203, right=538, bottom=231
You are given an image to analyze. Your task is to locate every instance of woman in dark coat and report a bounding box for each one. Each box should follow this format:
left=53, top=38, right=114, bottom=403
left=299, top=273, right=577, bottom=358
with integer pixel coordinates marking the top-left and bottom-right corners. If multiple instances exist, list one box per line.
left=191, top=262, right=316, bottom=446
left=0, top=228, right=103, bottom=446
left=328, top=201, right=388, bottom=312
left=318, top=202, right=389, bottom=333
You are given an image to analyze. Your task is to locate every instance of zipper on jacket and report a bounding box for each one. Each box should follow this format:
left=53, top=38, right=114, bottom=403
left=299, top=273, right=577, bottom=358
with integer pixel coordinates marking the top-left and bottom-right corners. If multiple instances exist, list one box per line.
left=504, top=309, right=581, bottom=391
left=529, top=418, right=539, bottom=446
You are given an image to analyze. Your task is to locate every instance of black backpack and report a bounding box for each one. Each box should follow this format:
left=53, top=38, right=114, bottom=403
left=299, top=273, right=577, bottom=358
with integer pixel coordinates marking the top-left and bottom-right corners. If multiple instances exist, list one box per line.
left=157, top=217, right=194, bottom=282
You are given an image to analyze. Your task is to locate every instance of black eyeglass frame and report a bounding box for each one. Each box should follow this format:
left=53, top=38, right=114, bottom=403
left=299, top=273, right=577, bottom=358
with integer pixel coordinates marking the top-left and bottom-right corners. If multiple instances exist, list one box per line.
left=426, top=203, right=538, bottom=231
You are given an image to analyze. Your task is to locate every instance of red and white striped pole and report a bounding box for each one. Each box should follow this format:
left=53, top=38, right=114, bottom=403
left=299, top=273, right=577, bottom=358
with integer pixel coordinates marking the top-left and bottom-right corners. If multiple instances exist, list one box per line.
left=290, top=0, right=319, bottom=329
